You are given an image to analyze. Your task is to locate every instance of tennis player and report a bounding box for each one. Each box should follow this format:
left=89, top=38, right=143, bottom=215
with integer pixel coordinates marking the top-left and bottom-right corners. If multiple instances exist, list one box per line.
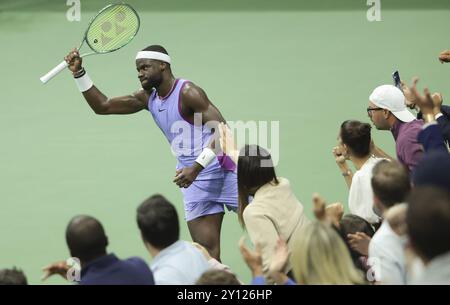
left=64, top=45, right=237, bottom=261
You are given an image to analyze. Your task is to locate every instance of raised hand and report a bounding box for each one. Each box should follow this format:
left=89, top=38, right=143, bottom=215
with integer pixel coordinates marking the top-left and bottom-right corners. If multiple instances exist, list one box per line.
left=439, top=50, right=450, bottom=63
left=347, top=232, right=371, bottom=256
left=239, top=236, right=263, bottom=277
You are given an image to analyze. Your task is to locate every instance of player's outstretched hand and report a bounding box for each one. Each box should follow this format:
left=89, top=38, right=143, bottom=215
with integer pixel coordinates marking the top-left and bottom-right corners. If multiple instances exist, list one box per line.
left=173, top=163, right=202, bottom=188
left=64, top=48, right=83, bottom=73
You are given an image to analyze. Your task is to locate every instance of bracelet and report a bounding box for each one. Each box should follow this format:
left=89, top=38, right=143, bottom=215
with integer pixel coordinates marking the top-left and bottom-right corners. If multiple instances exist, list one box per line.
left=73, top=67, right=86, bottom=78
left=74, top=70, right=93, bottom=92
left=195, top=148, right=216, bottom=168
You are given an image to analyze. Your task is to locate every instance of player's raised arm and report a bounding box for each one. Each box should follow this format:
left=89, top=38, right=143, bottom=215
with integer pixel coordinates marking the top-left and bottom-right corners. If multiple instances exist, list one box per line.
left=65, top=49, right=148, bottom=115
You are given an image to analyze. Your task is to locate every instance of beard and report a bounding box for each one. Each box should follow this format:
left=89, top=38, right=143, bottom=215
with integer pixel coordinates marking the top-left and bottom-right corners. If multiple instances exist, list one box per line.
left=141, top=76, right=162, bottom=91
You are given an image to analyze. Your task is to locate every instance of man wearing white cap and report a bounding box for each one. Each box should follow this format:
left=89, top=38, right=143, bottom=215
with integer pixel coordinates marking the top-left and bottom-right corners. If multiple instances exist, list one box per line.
left=368, top=85, right=424, bottom=172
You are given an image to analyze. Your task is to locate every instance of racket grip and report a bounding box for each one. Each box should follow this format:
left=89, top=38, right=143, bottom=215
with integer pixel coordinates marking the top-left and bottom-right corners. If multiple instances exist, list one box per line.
left=40, top=60, right=69, bottom=84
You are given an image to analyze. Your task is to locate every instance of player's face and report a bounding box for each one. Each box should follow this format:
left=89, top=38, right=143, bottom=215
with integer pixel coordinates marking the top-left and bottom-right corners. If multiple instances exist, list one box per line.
left=136, top=59, right=163, bottom=90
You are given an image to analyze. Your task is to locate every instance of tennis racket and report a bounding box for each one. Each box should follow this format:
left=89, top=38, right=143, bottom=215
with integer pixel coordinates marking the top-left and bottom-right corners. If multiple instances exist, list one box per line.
left=40, top=3, right=140, bottom=84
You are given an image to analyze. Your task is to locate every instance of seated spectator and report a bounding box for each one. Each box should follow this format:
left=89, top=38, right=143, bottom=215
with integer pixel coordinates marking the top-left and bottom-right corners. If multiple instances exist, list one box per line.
left=367, top=84, right=423, bottom=172
left=0, top=268, right=27, bottom=285
left=243, top=194, right=364, bottom=285
left=218, top=124, right=309, bottom=280
left=237, top=145, right=309, bottom=278
left=42, top=215, right=154, bottom=285
left=339, top=214, right=375, bottom=272
left=137, top=194, right=209, bottom=285
left=368, top=160, right=411, bottom=284
left=407, top=186, right=450, bottom=285
left=291, top=221, right=365, bottom=285
left=413, top=151, right=450, bottom=190
left=196, top=270, right=241, bottom=285
left=332, top=120, right=384, bottom=224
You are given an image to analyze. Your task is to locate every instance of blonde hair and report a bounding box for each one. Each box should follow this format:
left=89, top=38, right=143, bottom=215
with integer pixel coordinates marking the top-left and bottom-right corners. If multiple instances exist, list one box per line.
left=291, top=221, right=365, bottom=285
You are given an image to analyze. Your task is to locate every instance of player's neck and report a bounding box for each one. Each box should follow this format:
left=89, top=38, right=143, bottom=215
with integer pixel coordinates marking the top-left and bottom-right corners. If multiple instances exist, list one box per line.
left=156, top=76, right=176, bottom=99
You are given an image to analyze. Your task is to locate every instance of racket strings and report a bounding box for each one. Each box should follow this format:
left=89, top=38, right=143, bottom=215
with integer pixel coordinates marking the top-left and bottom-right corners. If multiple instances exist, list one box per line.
left=86, top=4, right=139, bottom=53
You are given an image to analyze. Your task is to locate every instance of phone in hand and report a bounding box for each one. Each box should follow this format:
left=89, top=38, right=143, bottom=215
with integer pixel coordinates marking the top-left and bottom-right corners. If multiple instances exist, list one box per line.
left=392, top=70, right=401, bottom=90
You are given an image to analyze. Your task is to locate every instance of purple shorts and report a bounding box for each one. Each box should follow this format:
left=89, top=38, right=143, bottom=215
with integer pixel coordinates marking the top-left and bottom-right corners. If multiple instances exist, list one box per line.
left=181, top=171, right=238, bottom=221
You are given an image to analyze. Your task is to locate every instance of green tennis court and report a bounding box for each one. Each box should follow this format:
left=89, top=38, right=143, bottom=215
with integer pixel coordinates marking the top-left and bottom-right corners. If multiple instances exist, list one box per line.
left=1, top=0, right=449, bottom=284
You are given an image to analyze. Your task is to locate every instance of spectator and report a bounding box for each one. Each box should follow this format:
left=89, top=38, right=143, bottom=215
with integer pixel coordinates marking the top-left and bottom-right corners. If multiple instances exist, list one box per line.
left=137, top=194, right=209, bottom=285
left=291, top=221, right=365, bottom=284
left=368, top=160, right=411, bottom=284
left=196, top=270, right=241, bottom=285
left=42, top=215, right=154, bottom=285
left=332, top=120, right=384, bottom=224
left=407, top=187, right=450, bottom=285
left=402, top=78, right=450, bottom=190
left=238, top=145, right=309, bottom=279
left=244, top=195, right=364, bottom=285
left=0, top=268, right=27, bottom=285
left=368, top=84, right=423, bottom=172
left=401, top=77, right=450, bottom=146
left=218, top=124, right=309, bottom=280
left=339, top=214, right=375, bottom=272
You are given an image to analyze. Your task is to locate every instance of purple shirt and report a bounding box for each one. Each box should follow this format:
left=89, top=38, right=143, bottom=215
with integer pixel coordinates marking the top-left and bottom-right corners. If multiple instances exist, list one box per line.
left=148, top=79, right=227, bottom=179
left=391, top=119, right=424, bottom=172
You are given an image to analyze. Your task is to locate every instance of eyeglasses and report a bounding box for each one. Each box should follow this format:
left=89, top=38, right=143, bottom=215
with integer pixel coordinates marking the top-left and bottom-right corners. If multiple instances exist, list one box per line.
left=367, top=107, right=384, bottom=116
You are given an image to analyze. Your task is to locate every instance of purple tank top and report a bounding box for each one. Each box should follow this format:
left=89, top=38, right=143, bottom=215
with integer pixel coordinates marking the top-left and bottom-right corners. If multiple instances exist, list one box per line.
left=148, top=79, right=224, bottom=180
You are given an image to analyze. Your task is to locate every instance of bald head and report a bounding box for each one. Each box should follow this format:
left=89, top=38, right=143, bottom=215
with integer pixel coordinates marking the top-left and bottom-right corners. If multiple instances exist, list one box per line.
left=65, top=215, right=108, bottom=263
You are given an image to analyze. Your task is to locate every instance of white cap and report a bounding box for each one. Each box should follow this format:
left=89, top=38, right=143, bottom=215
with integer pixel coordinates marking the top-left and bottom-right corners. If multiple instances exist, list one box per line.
left=369, top=85, right=415, bottom=123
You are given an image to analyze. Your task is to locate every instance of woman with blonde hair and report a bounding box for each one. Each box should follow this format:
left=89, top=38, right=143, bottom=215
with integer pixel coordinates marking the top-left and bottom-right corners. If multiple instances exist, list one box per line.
left=291, top=221, right=365, bottom=285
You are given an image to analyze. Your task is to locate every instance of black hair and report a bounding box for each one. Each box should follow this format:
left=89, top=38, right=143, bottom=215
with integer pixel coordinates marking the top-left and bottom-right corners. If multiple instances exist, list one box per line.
left=136, top=194, right=179, bottom=249
left=65, top=215, right=108, bottom=263
left=337, top=214, right=375, bottom=271
left=142, top=45, right=169, bottom=55
left=407, top=186, right=450, bottom=261
left=237, top=145, right=278, bottom=228
left=340, top=120, right=372, bottom=158
left=0, top=267, right=28, bottom=285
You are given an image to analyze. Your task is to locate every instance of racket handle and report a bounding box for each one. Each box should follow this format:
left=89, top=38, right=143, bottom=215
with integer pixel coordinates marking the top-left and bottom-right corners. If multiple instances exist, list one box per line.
left=40, top=60, right=69, bottom=84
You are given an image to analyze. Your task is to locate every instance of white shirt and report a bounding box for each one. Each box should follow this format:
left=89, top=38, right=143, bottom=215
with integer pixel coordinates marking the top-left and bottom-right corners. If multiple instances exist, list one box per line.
left=369, top=221, right=408, bottom=284
left=412, top=251, right=450, bottom=285
left=348, top=156, right=383, bottom=224
left=151, top=240, right=209, bottom=285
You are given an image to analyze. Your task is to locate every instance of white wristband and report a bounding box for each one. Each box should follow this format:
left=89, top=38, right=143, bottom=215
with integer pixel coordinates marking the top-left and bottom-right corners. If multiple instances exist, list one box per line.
left=74, top=72, right=93, bottom=92
left=195, top=148, right=216, bottom=168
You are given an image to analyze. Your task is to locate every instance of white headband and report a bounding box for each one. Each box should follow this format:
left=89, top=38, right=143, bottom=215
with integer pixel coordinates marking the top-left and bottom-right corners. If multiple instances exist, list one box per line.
left=136, top=51, right=171, bottom=64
